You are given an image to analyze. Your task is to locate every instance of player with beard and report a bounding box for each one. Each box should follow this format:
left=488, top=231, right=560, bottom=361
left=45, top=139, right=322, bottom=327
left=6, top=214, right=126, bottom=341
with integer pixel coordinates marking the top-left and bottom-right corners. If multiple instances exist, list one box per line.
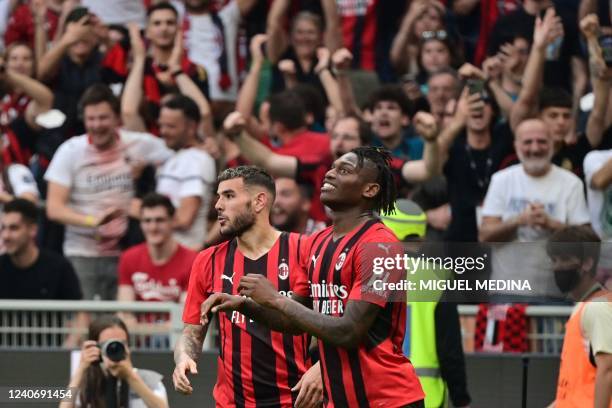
left=173, top=166, right=322, bottom=408
left=225, top=111, right=441, bottom=222
left=271, top=178, right=326, bottom=235
left=200, top=147, right=427, bottom=407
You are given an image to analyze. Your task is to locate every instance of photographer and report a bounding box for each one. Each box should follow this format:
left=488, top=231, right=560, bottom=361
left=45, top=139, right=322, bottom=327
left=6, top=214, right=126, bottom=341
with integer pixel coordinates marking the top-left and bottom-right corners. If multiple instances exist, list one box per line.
left=60, top=315, right=168, bottom=408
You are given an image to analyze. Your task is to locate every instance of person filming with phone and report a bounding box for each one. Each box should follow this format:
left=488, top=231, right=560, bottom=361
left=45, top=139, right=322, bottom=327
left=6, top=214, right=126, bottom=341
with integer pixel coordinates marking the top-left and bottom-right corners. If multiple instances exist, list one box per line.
left=59, top=315, right=168, bottom=408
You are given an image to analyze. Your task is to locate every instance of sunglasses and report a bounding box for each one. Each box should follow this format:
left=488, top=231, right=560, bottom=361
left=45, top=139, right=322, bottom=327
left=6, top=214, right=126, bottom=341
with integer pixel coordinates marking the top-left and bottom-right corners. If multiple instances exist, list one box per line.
left=421, top=30, right=448, bottom=41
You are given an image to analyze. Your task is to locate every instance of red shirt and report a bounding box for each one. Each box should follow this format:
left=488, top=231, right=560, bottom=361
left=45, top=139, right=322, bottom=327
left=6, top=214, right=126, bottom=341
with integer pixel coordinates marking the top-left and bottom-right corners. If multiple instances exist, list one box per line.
left=103, top=44, right=209, bottom=135
left=0, top=93, right=33, bottom=166
left=337, top=0, right=379, bottom=71
left=183, top=232, right=310, bottom=407
left=264, top=131, right=331, bottom=163
left=118, top=243, right=196, bottom=302
left=264, top=130, right=331, bottom=222
left=294, top=220, right=425, bottom=407
left=4, top=5, right=59, bottom=47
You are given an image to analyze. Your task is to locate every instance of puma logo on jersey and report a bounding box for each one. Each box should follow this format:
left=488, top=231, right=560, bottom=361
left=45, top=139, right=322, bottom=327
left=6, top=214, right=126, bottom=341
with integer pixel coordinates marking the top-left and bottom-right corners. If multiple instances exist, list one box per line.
left=221, top=273, right=235, bottom=284
left=311, top=255, right=319, bottom=268
left=377, top=243, right=391, bottom=255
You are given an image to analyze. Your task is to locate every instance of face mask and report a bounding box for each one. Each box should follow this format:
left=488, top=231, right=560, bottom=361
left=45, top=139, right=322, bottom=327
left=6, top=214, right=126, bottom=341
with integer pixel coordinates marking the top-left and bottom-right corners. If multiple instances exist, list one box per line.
left=553, top=267, right=582, bottom=293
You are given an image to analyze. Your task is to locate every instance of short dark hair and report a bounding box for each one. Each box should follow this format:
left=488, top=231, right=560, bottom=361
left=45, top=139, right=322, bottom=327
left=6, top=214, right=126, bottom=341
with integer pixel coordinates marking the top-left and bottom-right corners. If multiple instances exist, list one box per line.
left=65, top=6, right=91, bottom=25
left=293, top=84, right=326, bottom=126
left=141, top=193, right=176, bottom=217
left=335, top=114, right=372, bottom=145
left=3, top=199, right=38, bottom=224
left=268, top=90, right=307, bottom=130
left=369, top=85, right=412, bottom=117
left=161, top=94, right=201, bottom=123
left=539, top=87, right=572, bottom=111
left=351, top=147, right=397, bottom=215
left=79, top=84, right=120, bottom=116
left=547, top=226, right=602, bottom=275
left=218, top=166, right=276, bottom=199
left=147, top=1, right=178, bottom=19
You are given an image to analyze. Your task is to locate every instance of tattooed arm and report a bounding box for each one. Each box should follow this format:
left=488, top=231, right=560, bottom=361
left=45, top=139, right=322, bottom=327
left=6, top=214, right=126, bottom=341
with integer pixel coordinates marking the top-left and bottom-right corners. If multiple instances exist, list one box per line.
left=201, top=282, right=380, bottom=349
left=172, top=324, right=207, bottom=394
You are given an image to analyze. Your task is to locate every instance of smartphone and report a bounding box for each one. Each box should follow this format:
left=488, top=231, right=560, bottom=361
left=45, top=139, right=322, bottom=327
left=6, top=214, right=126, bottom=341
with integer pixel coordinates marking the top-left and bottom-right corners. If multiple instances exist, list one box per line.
left=467, top=79, right=485, bottom=96
left=599, top=34, right=612, bottom=67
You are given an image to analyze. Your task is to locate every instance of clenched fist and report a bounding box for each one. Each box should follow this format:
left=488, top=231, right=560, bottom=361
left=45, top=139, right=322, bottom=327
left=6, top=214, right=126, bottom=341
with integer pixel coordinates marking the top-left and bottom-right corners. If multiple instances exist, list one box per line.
left=413, top=112, right=439, bottom=142
left=223, top=111, right=246, bottom=138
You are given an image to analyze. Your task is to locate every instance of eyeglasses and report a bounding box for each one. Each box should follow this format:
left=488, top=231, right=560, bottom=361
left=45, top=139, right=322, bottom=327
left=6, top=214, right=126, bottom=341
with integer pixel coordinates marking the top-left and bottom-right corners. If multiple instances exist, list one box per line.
left=421, top=30, right=448, bottom=41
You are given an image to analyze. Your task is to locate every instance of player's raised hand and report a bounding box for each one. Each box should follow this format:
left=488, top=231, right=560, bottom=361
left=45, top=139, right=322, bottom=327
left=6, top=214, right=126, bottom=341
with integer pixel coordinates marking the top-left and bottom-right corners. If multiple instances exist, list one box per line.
left=238, top=274, right=281, bottom=308
left=173, top=357, right=198, bottom=394
left=293, top=362, right=323, bottom=408
left=200, top=293, right=245, bottom=325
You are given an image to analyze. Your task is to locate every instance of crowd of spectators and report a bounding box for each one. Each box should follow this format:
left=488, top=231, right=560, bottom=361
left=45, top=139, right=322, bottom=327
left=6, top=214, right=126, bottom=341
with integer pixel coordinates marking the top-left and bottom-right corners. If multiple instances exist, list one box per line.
left=0, top=0, right=611, bottom=328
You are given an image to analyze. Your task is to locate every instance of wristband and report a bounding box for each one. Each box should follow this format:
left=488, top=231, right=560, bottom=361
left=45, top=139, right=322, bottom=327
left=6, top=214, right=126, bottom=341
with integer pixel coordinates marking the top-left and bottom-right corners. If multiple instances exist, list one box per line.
left=315, top=66, right=329, bottom=76
left=171, top=69, right=184, bottom=79
left=85, top=215, right=97, bottom=227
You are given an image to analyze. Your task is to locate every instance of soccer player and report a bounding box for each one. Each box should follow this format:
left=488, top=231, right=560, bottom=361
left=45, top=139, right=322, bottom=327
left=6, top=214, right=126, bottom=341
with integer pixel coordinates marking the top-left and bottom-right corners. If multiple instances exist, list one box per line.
left=172, top=166, right=322, bottom=407
left=202, top=146, right=427, bottom=407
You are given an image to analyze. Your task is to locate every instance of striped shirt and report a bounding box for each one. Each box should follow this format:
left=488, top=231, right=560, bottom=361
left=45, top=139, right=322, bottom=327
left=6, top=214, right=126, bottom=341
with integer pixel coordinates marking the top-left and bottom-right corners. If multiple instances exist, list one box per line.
left=183, top=232, right=310, bottom=407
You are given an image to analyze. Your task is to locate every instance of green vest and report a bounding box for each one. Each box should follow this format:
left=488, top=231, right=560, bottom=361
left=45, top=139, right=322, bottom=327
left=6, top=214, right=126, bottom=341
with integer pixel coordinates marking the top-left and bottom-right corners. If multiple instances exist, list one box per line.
left=404, top=262, right=450, bottom=408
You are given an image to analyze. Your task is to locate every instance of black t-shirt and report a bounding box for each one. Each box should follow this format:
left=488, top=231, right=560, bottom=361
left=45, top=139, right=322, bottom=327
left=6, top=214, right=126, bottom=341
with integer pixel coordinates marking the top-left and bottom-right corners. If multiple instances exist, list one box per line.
left=271, top=47, right=326, bottom=99
left=553, top=134, right=594, bottom=180
left=488, top=5, right=582, bottom=93
left=0, top=249, right=82, bottom=299
left=443, top=123, right=515, bottom=241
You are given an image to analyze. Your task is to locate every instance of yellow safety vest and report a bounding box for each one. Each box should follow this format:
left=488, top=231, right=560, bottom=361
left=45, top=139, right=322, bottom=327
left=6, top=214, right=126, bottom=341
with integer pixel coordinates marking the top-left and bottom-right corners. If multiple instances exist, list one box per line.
left=404, top=262, right=450, bottom=408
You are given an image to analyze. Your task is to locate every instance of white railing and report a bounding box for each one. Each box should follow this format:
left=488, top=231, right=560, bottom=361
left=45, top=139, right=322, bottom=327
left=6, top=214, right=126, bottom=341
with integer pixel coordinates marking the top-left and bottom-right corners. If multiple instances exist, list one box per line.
left=0, top=301, right=572, bottom=354
left=0, top=300, right=216, bottom=351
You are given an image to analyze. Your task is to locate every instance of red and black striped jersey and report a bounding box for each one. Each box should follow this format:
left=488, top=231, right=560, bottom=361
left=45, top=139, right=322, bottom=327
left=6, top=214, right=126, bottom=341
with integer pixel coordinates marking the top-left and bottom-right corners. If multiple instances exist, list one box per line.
left=183, top=232, right=310, bottom=407
left=294, top=220, right=425, bottom=407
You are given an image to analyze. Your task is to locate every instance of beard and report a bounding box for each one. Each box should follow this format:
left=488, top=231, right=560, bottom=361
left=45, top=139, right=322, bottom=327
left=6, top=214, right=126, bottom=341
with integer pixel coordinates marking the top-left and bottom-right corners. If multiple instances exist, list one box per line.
left=517, top=149, right=553, bottom=174
left=271, top=209, right=301, bottom=232
left=220, top=206, right=256, bottom=237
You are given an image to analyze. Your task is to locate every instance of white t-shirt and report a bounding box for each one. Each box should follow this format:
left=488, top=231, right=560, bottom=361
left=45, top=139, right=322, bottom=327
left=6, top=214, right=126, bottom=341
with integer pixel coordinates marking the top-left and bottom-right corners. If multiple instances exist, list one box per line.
left=584, top=150, right=612, bottom=268
left=0, top=164, right=39, bottom=202
left=44, top=130, right=172, bottom=257
left=81, top=0, right=146, bottom=26
left=156, top=147, right=215, bottom=249
left=482, top=164, right=591, bottom=296
left=178, top=0, right=241, bottom=101
left=0, top=164, right=40, bottom=254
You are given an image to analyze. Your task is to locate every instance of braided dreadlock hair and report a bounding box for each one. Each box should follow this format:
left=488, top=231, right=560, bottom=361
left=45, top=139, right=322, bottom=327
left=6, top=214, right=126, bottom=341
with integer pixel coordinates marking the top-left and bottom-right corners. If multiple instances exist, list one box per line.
left=350, top=146, right=397, bottom=216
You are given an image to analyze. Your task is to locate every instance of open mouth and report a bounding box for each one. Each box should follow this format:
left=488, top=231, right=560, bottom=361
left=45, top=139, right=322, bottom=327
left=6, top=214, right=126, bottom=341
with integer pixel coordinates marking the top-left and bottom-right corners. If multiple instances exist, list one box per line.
left=321, top=182, right=337, bottom=192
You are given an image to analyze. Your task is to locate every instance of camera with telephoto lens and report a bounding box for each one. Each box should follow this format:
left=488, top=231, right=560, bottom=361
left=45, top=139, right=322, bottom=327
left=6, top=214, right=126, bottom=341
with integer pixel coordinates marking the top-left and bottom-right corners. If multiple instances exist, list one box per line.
left=99, top=339, right=127, bottom=362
